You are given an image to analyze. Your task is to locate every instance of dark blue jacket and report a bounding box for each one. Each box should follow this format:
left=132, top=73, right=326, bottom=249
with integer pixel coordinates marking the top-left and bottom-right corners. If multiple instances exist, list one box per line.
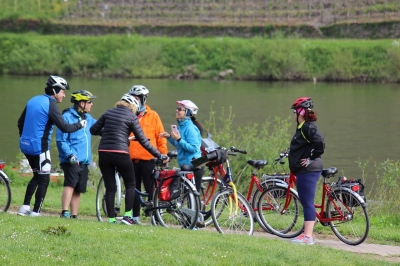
left=18, top=94, right=81, bottom=155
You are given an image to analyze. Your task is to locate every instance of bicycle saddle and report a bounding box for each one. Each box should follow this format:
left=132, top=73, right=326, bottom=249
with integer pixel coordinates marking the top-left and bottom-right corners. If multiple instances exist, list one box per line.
left=322, top=167, right=338, bottom=177
left=181, top=164, right=195, bottom=171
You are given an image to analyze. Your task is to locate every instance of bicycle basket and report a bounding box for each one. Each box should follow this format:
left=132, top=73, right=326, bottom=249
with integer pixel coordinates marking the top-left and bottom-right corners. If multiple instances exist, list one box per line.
left=337, top=176, right=366, bottom=207
left=155, top=169, right=181, bottom=201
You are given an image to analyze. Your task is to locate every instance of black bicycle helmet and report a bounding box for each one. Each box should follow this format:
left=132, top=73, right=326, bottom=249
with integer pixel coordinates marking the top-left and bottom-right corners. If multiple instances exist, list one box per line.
left=46, top=75, right=69, bottom=91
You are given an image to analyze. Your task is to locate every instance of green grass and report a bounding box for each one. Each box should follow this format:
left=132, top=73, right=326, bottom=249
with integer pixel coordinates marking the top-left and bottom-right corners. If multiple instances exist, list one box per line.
left=0, top=212, right=397, bottom=266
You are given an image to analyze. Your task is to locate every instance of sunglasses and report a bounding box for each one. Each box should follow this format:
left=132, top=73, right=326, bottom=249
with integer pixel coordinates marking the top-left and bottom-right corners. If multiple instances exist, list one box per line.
left=87, top=101, right=93, bottom=104
left=176, top=107, right=186, bottom=112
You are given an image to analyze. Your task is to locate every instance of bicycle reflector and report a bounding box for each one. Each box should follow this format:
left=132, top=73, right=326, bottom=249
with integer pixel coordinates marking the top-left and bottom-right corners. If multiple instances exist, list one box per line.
left=186, top=173, right=194, bottom=180
left=0, top=160, right=5, bottom=170
left=351, top=185, right=360, bottom=192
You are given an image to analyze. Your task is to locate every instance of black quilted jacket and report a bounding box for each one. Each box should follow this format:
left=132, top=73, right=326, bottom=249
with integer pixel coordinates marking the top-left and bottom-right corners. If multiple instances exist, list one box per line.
left=90, top=105, right=162, bottom=159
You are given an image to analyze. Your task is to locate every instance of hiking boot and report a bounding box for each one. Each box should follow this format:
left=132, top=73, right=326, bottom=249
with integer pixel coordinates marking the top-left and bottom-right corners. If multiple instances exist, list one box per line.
left=290, top=234, right=314, bottom=245
left=17, top=205, right=31, bottom=216
left=121, top=216, right=135, bottom=225
left=60, top=211, right=71, bottom=218
left=30, top=211, right=43, bottom=217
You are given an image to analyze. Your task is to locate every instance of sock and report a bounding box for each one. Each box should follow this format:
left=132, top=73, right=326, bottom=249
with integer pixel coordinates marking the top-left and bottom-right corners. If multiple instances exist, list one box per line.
left=108, top=217, right=117, bottom=223
left=62, top=210, right=69, bottom=214
left=124, top=210, right=133, bottom=218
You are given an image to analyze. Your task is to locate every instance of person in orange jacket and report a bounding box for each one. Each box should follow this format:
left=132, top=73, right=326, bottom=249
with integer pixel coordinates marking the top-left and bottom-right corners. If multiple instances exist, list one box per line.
left=128, top=85, right=168, bottom=224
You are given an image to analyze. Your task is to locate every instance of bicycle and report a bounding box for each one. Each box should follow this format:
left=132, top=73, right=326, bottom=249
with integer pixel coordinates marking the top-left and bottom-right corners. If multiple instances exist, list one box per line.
left=0, top=159, right=12, bottom=212
left=95, top=150, right=200, bottom=229
left=193, top=146, right=254, bottom=235
left=199, top=147, right=290, bottom=232
left=257, top=167, right=370, bottom=245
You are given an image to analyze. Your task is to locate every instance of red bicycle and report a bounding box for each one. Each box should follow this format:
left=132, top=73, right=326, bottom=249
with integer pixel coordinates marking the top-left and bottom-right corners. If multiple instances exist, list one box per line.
left=257, top=167, right=370, bottom=245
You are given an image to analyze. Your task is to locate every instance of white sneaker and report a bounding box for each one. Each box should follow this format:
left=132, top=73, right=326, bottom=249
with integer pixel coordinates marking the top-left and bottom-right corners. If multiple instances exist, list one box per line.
left=30, top=211, right=42, bottom=217
left=17, top=205, right=31, bottom=216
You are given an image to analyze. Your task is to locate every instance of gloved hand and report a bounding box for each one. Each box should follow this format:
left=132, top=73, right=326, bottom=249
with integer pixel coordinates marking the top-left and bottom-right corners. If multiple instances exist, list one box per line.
left=79, top=120, right=87, bottom=128
left=68, top=154, right=79, bottom=165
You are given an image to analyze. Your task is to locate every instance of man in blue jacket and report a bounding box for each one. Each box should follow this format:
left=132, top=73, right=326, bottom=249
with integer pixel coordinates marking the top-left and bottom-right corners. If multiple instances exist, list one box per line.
left=17, top=75, right=86, bottom=217
left=56, top=90, right=98, bottom=218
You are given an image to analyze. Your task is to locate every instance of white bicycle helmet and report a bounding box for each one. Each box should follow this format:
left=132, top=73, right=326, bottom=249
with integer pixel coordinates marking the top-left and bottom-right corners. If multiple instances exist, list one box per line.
left=121, top=93, right=141, bottom=112
left=129, top=85, right=149, bottom=104
left=176, top=100, right=198, bottom=116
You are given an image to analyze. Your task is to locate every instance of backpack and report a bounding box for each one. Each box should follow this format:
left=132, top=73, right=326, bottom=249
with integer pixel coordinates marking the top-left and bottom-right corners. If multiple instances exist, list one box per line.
left=155, top=169, right=181, bottom=201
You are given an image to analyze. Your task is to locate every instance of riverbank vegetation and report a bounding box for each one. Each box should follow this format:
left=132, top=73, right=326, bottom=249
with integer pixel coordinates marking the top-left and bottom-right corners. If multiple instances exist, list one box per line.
left=3, top=109, right=400, bottom=245
left=1, top=33, right=400, bottom=82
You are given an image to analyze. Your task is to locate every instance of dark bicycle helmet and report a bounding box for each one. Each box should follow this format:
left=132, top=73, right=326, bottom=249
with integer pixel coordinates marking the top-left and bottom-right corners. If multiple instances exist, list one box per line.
left=46, top=75, right=69, bottom=91
left=290, top=97, right=313, bottom=110
left=70, top=90, right=97, bottom=103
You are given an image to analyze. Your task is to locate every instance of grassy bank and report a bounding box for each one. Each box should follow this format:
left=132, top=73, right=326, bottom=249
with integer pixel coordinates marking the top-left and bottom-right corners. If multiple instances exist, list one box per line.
left=1, top=33, right=400, bottom=82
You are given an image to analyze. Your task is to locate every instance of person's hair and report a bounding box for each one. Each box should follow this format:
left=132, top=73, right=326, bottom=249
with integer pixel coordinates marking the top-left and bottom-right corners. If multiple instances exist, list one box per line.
left=44, top=86, right=62, bottom=96
left=115, top=100, right=137, bottom=114
left=191, top=116, right=205, bottom=137
left=305, top=110, right=318, bottom=122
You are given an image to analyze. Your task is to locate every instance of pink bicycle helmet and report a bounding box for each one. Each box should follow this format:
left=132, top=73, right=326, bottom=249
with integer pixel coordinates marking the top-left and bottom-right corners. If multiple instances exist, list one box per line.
left=176, top=100, right=198, bottom=116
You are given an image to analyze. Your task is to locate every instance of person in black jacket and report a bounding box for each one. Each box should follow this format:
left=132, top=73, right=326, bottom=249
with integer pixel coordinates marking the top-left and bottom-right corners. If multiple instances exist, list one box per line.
left=90, top=93, right=168, bottom=225
left=288, top=97, right=325, bottom=245
left=17, top=75, right=86, bottom=217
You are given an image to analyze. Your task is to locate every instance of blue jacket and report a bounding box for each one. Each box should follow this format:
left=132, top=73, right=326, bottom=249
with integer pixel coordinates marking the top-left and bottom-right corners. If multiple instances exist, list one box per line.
left=168, top=118, right=201, bottom=166
left=56, top=107, right=97, bottom=164
left=18, top=94, right=82, bottom=155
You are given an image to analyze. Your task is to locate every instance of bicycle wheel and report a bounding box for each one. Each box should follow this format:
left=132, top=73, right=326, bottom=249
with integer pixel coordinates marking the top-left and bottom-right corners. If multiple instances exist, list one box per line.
left=153, top=178, right=200, bottom=229
left=0, top=173, right=11, bottom=212
left=326, top=190, right=370, bottom=245
left=96, top=175, right=126, bottom=222
left=257, top=186, right=304, bottom=238
left=200, top=176, right=222, bottom=227
left=211, top=189, right=254, bottom=235
left=251, top=179, right=287, bottom=233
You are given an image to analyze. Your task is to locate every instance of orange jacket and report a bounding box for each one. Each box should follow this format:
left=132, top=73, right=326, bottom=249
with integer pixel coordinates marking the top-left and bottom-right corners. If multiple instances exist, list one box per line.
left=129, top=105, right=168, bottom=160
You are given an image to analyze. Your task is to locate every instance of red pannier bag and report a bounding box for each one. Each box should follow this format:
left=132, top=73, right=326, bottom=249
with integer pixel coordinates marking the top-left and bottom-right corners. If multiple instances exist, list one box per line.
left=156, top=169, right=181, bottom=201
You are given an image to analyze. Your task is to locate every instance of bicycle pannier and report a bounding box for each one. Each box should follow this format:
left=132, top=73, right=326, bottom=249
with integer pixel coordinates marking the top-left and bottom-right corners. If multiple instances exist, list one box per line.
left=337, top=176, right=366, bottom=207
left=157, top=170, right=181, bottom=201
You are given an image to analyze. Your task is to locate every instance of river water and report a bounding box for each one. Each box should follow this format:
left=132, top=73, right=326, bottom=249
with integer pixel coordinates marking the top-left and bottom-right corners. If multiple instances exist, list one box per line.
left=1, top=75, right=399, bottom=193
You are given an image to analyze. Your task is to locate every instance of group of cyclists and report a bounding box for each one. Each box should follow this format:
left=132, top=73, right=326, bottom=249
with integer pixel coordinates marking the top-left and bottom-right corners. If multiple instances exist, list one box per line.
left=16, top=74, right=325, bottom=245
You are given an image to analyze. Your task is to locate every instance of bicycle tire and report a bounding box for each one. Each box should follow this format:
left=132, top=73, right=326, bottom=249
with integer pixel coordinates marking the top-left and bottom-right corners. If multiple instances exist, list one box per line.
left=257, top=186, right=304, bottom=238
left=326, top=190, right=370, bottom=245
left=200, top=176, right=222, bottom=227
left=153, top=178, right=200, bottom=229
left=0, top=172, right=11, bottom=212
left=251, top=179, right=288, bottom=233
left=211, top=188, right=254, bottom=235
left=96, top=175, right=126, bottom=222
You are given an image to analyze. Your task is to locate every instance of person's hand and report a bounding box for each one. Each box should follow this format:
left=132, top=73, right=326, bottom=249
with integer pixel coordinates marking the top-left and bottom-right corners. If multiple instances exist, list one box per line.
left=79, top=120, right=87, bottom=128
left=159, top=154, right=170, bottom=164
left=159, top=132, right=170, bottom=138
left=171, top=130, right=181, bottom=141
left=68, top=154, right=79, bottom=165
left=300, top=157, right=313, bottom=167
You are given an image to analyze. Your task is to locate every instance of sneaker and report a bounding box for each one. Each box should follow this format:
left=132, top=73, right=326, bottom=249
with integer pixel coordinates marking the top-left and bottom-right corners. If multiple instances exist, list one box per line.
left=132, top=218, right=142, bottom=225
left=121, top=216, right=135, bottom=225
left=17, top=205, right=31, bottom=216
left=60, top=211, right=71, bottom=218
left=30, top=211, right=43, bottom=217
left=290, top=234, right=315, bottom=245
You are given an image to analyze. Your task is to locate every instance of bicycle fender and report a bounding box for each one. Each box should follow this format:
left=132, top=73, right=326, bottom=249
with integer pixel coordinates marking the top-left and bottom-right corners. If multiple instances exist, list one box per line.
left=333, top=187, right=367, bottom=207
left=260, top=179, right=287, bottom=188
left=181, top=176, right=200, bottom=196
left=0, top=170, right=11, bottom=182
